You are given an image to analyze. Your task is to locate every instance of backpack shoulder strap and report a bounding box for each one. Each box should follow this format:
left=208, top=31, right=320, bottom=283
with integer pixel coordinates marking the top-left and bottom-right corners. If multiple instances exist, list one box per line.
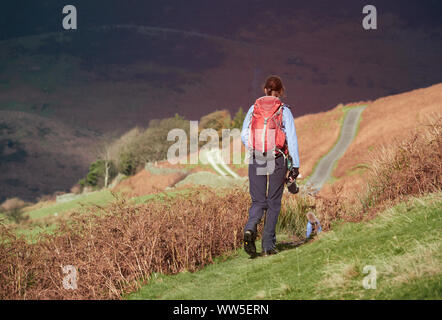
left=247, top=104, right=257, bottom=129
left=271, top=103, right=284, bottom=118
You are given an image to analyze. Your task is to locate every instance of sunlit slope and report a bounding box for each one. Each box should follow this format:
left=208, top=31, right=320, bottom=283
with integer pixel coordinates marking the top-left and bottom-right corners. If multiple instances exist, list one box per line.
left=326, top=83, right=442, bottom=195
left=128, top=193, right=442, bottom=300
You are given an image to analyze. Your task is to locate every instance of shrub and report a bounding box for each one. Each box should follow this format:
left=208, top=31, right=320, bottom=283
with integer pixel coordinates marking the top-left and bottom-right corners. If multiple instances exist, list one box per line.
left=0, top=188, right=250, bottom=299
left=363, top=115, right=441, bottom=209
left=279, top=115, right=442, bottom=234
left=118, top=151, right=138, bottom=176
left=277, top=185, right=348, bottom=237
left=85, top=160, right=103, bottom=186
left=200, top=110, right=231, bottom=133
left=70, top=184, right=82, bottom=195
left=0, top=197, right=29, bottom=224
left=277, top=192, right=314, bottom=238
left=77, top=178, right=86, bottom=187
left=116, top=114, right=189, bottom=175
left=83, top=160, right=117, bottom=188
left=231, top=107, right=246, bottom=129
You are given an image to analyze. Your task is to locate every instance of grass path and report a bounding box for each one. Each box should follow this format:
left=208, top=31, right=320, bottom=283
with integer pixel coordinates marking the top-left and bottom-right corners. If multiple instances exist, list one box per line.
left=127, top=193, right=441, bottom=300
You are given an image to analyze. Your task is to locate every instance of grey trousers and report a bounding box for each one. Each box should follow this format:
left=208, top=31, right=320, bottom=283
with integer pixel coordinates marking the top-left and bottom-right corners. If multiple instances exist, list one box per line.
left=244, top=155, right=287, bottom=251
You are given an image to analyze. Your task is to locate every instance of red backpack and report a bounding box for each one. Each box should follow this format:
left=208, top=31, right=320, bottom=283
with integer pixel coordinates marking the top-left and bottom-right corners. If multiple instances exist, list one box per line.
left=248, top=96, right=287, bottom=155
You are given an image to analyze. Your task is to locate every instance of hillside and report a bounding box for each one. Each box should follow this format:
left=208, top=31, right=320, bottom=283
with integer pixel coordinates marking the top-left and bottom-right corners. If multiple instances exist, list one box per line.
left=108, top=103, right=345, bottom=197
left=321, top=83, right=442, bottom=195
left=1, top=1, right=441, bottom=202
left=1, top=88, right=440, bottom=299
left=3, top=81, right=439, bottom=207
left=0, top=111, right=98, bottom=202
left=1, top=1, right=441, bottom=302
left=9, top=82, right=440, bottom=241
left=1, top=19, right=440, bottom=131
left=128, top=193, right=441, bottom=299
left=118, top=83, right=441, bottom=195
left=2, top=5, right=441, bottom=130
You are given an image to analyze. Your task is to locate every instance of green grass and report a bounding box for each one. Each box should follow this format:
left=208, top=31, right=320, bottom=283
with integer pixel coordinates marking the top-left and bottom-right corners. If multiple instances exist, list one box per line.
left=130, top=188, right=193, bottom=204
left=345, top=163, right=370, bottom=177
left=23, top=179, right=200, bottom=222
left=8, top=190, right=116, bottom=240
left=127, top=192, right=442, bottom=300
left=25, top=190, right=115, bottom=220
left=13, top=188, right=195, bottom=240
left=14, top=223, right=59, bottom=240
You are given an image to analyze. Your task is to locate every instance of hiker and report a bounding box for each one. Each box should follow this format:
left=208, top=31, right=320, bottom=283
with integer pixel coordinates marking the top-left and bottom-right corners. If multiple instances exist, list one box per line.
left=241, top=75, right=300, bottom=257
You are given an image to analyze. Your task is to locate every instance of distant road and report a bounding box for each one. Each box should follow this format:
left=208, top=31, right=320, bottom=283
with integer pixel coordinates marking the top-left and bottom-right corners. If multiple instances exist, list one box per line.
left=306, top=106, right=366, bottom=191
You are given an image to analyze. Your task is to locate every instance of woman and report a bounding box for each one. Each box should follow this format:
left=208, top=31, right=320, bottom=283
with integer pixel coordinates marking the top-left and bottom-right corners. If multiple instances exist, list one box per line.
left=241, top=75, right=300, bottom=257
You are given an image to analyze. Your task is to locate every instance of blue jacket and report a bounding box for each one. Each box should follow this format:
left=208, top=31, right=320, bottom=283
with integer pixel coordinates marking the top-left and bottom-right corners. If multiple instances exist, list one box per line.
left=241, top=103, right=300, bottom=168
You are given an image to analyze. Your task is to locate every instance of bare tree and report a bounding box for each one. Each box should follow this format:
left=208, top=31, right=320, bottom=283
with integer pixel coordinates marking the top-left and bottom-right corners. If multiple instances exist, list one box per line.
left=96, top=133, right=120, bottom=188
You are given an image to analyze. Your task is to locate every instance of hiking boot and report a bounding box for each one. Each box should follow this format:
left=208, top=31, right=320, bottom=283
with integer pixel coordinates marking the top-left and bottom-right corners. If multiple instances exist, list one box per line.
left=262, top=248, right=278, bottom=257
left=243, top=230, right=256, bottom=257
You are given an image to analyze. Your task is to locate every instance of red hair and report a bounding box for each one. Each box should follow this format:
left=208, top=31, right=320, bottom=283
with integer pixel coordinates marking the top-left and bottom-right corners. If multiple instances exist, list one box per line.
left=264, top=75, right=285, bottom=97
